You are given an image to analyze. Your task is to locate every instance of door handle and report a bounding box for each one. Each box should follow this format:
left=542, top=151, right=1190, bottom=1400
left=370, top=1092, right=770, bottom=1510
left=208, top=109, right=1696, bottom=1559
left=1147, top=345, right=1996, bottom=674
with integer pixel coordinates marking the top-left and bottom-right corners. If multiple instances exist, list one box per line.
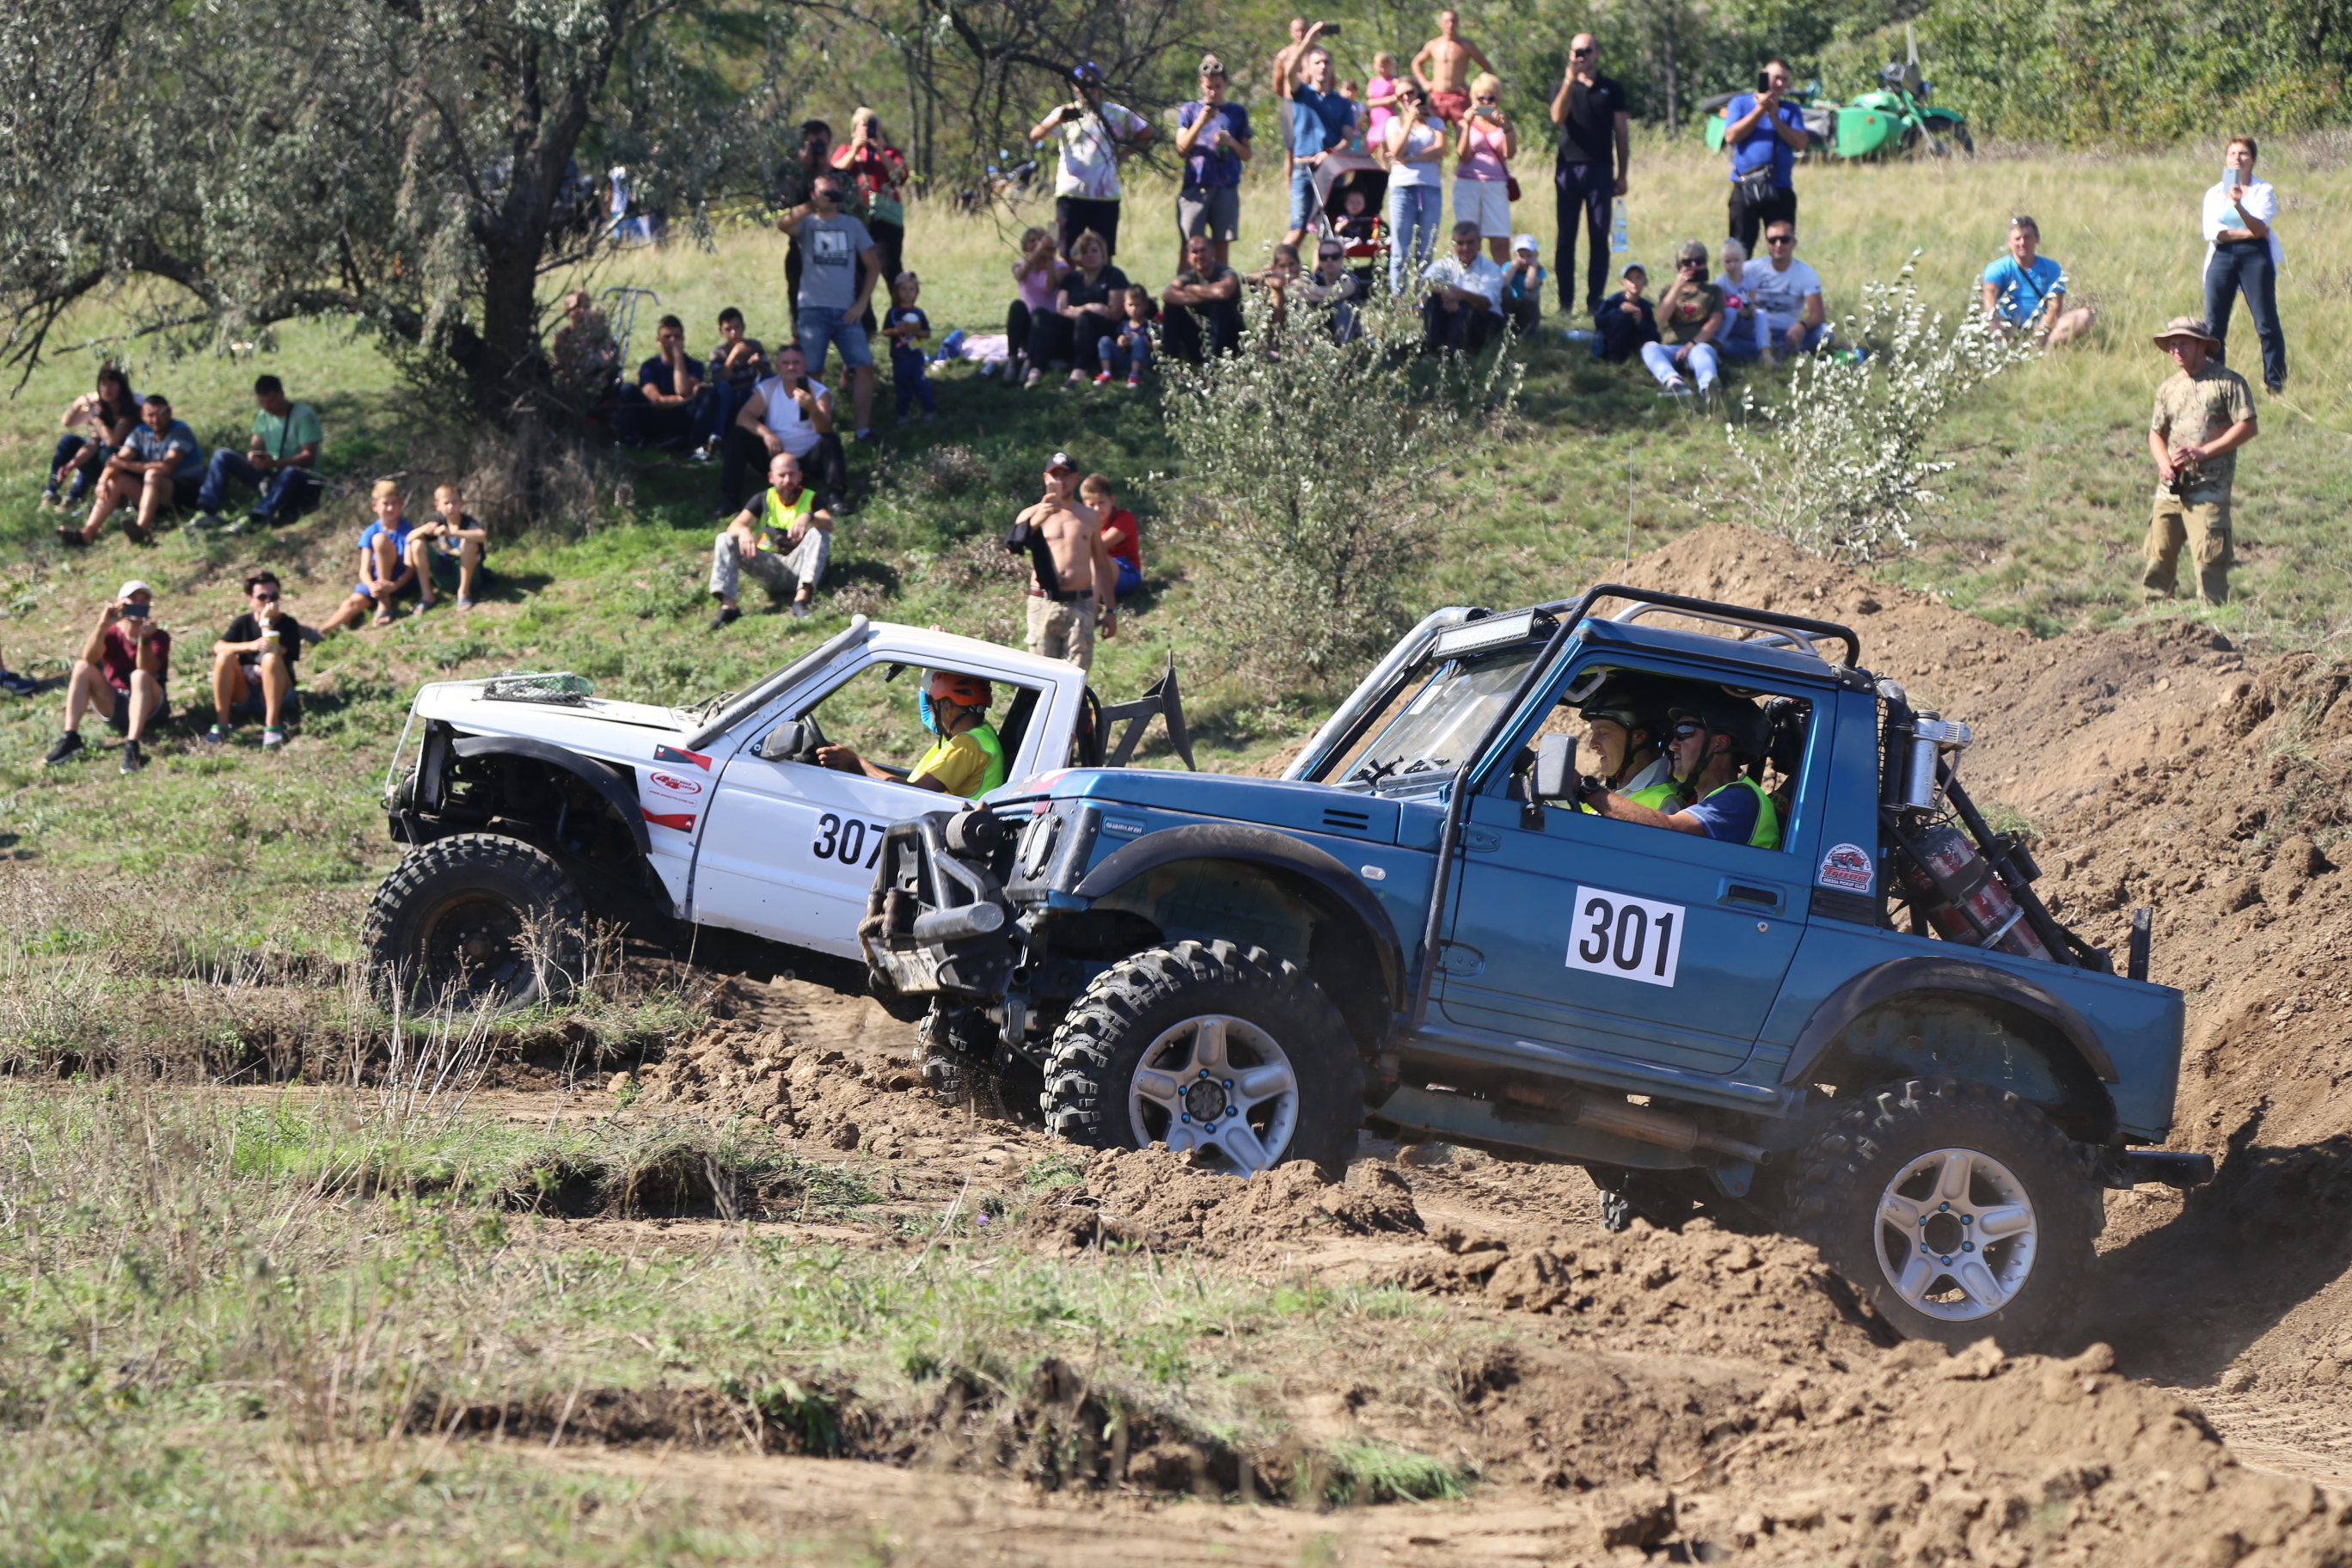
left=1720, top=881, right=1785, bottom=913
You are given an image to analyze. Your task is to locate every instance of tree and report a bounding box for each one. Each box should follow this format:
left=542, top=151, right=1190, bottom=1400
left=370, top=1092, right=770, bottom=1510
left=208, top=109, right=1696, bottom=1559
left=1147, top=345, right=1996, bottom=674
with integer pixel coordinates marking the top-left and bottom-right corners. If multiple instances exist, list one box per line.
left=0, top=0, right=800, bottom=501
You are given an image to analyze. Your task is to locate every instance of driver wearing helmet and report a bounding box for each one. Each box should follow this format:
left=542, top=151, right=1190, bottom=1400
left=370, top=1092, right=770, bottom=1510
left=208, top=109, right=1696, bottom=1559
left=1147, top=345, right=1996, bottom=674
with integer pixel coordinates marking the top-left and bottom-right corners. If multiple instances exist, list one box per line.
left=1577, top=678, right=1675, bottom=807
left=817, top=670, right=1008, bottom=797
left=1582, top=693, right=1780, bottom=849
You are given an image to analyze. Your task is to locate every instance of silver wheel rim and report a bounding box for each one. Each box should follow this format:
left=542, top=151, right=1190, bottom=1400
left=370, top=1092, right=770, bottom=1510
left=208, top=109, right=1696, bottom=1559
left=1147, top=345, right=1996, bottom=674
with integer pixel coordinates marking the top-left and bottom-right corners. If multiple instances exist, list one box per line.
left=1127, top=1014, right=1299, bottom=1177
left=1872, top=1146, right=2039, bottom=1321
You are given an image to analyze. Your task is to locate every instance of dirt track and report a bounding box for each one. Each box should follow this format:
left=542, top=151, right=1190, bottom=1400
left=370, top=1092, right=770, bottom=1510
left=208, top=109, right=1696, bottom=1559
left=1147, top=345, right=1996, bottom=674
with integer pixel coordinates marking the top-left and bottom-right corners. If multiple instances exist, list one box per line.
left=494, top=524, right=2352, bottom=1563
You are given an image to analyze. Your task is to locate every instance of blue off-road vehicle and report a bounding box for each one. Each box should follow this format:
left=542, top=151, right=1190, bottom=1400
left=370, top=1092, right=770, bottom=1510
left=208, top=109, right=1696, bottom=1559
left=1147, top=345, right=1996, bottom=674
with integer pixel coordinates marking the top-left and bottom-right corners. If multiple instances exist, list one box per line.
left=864, top=585, right=2211, bottom=1347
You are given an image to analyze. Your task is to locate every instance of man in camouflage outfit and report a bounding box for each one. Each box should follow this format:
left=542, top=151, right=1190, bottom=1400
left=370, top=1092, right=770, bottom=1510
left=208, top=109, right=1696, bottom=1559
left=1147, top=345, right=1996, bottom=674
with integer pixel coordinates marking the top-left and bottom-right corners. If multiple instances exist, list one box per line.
left=2143, top=315, right=2257, bottom=605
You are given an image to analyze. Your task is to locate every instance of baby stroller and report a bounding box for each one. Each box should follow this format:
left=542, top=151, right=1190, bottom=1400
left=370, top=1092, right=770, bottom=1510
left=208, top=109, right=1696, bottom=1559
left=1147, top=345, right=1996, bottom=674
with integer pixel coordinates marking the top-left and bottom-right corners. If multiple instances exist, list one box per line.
left=1311, top=152, right=1388, bottom=290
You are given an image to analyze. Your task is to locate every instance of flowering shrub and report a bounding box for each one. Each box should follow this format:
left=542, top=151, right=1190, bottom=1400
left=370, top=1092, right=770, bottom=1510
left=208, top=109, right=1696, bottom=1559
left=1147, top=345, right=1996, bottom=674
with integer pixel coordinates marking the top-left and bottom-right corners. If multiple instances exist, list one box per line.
left=1712, top=256, right=2043, bottom=561
left=1158, top=294, right=1521, bottom=694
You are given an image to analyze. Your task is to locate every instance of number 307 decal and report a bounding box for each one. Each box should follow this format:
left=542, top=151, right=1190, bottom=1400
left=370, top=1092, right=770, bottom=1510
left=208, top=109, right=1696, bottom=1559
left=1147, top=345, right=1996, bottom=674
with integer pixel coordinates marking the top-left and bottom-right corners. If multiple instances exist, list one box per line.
left=1566, top=886, right=1686, bottom=988
left=812, top=812, right=888, bottom=868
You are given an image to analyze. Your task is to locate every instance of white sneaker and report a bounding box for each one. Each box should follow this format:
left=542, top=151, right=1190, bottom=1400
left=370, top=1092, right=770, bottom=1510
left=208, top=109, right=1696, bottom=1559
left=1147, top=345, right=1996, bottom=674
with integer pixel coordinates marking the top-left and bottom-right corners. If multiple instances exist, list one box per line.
left=1661, top=378, right=1692, bottom=398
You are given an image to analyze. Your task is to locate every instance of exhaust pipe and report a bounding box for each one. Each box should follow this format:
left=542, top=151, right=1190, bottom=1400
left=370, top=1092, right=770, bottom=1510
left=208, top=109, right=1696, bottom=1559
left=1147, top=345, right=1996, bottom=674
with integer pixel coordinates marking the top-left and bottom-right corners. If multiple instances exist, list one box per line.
left=1503, top=1082, right=1767, bottom=1164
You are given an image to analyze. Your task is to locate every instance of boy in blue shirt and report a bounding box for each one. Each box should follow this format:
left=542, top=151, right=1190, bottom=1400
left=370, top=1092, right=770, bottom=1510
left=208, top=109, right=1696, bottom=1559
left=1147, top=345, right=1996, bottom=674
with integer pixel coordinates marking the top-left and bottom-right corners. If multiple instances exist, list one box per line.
left=317, top=481, right=420, bottom=633
left=1980, top=216, right=2094, bottom=346
left=880, top=273, right=938, bottom=424
left=1502, top=234, right=1547, bottom=334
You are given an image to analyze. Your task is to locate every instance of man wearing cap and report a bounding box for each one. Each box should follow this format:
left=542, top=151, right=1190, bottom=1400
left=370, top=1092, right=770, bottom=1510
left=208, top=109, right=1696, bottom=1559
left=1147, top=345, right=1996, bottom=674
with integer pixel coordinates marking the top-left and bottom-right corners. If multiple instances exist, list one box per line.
left=2144, top=315, right=2257, bottom=605
left=46, top=581, right=171, bottom=774
left=818, top=670, right=1008, bottom=799
left=1176, top=56, right=1253, bottom=272
left=1577, top=695, right=1779, bottom=850
left=1031, top=63, right=1153, bottom=260
left=710, top=450, right=832, bottom=628
left=1004, top=452, right=1118, bottom=671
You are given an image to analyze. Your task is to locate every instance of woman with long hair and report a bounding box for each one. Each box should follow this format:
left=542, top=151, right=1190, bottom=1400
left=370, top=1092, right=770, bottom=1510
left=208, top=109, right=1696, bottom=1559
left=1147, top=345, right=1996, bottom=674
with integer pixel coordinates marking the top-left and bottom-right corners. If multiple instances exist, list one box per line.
left=44, top=364, right=138, bottom=510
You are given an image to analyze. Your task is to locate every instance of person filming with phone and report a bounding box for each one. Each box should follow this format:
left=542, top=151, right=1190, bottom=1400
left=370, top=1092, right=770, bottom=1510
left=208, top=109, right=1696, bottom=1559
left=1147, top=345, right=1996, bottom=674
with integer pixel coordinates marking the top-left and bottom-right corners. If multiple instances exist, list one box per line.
left=46, top=581, right=171, bottom=774
left=726, top=343, right=848, bottom=518
left=2202, top=136, right=2286, bottom=395
left=1722, top=60, right=1805, bottom=254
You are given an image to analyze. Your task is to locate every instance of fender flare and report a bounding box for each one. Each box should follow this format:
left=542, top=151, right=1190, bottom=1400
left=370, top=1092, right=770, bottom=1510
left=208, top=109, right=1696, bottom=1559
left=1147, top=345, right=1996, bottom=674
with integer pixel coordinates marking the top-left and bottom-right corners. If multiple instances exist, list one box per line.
left=450, top=735, right=652, bottom=857
left=1781, top=955, right=2118, bottom=1087
left=1072, top=823, right=1406, bottom=1020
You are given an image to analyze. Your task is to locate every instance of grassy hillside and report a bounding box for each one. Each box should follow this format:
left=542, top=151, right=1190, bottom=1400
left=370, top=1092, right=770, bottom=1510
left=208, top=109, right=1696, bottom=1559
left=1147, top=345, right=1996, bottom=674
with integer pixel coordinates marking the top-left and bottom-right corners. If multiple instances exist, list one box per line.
left=0, top=137, right=2344, bottom=961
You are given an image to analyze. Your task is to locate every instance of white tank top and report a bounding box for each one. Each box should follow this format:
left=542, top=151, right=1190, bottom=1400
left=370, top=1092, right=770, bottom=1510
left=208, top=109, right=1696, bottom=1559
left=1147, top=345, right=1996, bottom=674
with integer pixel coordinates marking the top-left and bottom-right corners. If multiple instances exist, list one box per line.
left=1391, top=123, right=1442, bottom=188
left=756, top=374, right=829, bottom=457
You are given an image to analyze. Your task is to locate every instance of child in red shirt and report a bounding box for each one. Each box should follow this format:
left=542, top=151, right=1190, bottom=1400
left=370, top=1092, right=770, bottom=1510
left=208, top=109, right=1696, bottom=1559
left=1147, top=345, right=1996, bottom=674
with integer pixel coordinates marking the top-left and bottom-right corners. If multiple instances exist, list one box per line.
left=1080, top=474, right=1142, bottom=599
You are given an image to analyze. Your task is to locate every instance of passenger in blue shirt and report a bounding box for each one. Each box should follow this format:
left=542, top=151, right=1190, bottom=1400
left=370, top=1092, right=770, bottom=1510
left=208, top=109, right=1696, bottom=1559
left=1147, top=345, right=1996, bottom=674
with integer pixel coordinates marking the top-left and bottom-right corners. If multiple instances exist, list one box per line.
left=64, top=394, right=203, bottom=548
left=1980, top=215, right=2096, bottom=346
left=1577, top=695, right=1782, bottom=850
left=1721, top=60, right=1806, bottom=255
left=318, top=480, right=422, bottom=634
left=1284, top=47, right=1356, bottom=246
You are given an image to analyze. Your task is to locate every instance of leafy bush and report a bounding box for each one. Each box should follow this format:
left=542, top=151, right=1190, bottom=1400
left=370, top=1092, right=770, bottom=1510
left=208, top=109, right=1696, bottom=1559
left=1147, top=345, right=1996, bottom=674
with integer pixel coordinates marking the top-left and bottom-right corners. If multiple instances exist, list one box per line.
left=1709, top=258, right=2041, bottom=561
left=1157, top=296, right=1520, bottom=695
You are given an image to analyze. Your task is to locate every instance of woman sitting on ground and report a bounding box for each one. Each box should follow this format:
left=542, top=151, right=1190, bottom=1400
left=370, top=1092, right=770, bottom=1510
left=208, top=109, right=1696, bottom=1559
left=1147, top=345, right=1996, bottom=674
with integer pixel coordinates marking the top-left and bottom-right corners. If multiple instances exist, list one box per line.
left=1006, top=226, right=1067, bottom=387
left=1642, top=240, right=1724, bottom=397
left=1027, top=229, right=1128, bottom=389
left=44, top=364, right=139, bottom=512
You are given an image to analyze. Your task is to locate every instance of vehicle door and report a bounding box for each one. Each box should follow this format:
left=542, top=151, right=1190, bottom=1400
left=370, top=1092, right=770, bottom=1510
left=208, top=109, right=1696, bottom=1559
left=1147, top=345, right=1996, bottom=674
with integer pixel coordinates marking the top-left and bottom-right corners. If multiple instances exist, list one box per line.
left=689, top=655, right=1048, bottom=955
left=1435, top=654, right=1828, bottom=1075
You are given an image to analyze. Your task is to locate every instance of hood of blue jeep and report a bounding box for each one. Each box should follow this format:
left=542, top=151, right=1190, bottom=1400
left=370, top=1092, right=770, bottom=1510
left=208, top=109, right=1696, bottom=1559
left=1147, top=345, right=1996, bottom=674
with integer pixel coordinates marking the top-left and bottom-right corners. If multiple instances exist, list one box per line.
left=1011, top=769, right=1405, bottom=843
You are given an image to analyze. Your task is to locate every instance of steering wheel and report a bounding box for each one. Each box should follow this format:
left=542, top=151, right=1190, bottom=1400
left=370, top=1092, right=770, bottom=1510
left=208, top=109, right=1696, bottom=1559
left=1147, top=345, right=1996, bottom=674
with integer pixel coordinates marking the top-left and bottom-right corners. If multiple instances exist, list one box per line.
left=792, top=714, right=829, bottom=763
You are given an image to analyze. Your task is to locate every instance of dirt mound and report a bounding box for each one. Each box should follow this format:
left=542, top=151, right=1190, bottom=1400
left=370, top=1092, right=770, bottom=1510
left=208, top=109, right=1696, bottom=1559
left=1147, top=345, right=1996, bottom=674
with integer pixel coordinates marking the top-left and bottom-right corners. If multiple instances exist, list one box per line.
left=1026, top=1147, right=1423, bottom=1253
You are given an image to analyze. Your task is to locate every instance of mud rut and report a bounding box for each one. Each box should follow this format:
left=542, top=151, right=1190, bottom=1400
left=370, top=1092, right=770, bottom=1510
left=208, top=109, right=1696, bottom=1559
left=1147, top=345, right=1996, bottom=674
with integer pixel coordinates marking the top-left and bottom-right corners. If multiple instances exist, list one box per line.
left=442, top=525, right=2352, bottom=1562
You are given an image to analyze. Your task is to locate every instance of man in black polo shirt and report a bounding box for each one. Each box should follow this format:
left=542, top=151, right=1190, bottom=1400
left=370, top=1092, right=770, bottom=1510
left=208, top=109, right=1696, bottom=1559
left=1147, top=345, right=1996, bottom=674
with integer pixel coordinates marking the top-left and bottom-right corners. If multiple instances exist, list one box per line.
left=1547, top=33, right=1629, bottom=315
left=618, top=315, right=704, bottom=449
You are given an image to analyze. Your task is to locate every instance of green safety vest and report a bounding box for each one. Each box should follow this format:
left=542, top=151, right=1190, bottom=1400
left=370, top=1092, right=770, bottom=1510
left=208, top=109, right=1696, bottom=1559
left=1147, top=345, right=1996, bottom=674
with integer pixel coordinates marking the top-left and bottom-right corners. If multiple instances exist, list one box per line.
left=1626, top=781, right=1680, bottom=811
left=915, top=722, right=1008, bottom=797
left=758, top=485, right=816, bottom=548
left=1700, top=775, right=1781, bottom=850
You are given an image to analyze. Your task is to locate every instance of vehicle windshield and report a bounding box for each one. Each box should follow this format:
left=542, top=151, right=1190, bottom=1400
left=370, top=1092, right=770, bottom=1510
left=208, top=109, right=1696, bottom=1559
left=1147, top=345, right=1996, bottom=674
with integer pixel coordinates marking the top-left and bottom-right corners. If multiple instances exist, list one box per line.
left=1344, top=646, right=1544, bottom=787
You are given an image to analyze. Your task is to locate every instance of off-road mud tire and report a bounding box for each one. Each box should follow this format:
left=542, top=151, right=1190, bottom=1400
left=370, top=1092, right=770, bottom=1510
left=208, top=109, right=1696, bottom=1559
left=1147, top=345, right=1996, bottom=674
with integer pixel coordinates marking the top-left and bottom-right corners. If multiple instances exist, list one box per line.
left=1041, top=940, right=1364, bottom=1177
left=364, top=834, right=585, bottom=1014
left=1783, top=1075, right=2098, bottom=1351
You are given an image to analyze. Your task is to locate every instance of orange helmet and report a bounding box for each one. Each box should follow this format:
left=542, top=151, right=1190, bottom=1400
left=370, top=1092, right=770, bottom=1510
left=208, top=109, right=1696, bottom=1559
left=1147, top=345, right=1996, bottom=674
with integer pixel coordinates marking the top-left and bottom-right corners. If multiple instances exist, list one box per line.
left=926, top=671, right=993, bottom=709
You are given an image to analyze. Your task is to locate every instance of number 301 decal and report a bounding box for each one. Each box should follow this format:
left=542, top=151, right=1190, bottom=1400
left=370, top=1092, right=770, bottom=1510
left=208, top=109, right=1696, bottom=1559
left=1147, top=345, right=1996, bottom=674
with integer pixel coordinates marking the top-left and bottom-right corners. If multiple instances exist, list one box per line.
left=812, top=812, right=888, bottom=868
left=1565, top=886, right=1686, bottom=988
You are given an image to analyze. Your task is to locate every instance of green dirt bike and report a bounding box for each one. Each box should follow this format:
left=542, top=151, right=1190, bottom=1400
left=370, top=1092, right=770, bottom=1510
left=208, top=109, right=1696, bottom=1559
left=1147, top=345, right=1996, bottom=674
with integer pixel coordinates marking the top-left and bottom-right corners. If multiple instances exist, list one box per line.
left=1705, top=34, right=1972, bottom=161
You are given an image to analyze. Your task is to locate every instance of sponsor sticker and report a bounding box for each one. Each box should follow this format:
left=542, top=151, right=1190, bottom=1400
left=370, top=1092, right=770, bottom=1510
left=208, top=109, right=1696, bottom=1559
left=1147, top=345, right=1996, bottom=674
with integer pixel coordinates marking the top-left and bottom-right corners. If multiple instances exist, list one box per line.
left=1817, top=842, right=1875, bottom=893
left=642, top=808, right=697, bottom=832
left=648, top=771, right=703, bottom=796
left=653, top=744, right=712, bottom=771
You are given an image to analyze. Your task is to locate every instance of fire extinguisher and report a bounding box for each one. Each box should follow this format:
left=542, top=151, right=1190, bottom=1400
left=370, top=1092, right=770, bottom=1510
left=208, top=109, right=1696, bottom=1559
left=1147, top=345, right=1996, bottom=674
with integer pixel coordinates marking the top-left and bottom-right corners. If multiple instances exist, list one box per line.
left=1898, top=824, right=2054, bottom=961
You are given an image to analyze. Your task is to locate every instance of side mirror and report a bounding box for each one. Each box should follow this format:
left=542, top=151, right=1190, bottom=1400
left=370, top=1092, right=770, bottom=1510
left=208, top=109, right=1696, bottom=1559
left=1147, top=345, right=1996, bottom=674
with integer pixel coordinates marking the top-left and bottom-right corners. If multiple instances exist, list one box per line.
left=757, top=720, right=812, bottom=763
left=1534, top=732, right=1577, bottom=801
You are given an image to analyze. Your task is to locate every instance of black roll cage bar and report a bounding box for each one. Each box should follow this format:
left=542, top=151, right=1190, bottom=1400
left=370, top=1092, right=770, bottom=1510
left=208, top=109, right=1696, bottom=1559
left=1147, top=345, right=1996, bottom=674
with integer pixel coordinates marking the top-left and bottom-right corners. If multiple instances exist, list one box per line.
left=1403, top=585, right=1863, bottom=1032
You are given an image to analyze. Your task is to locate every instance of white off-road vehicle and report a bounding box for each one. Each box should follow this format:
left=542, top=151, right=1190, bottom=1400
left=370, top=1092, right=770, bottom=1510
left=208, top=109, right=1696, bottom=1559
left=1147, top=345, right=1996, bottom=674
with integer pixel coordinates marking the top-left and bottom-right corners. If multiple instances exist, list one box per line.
left=367, top=616, right=1191, bottom=1008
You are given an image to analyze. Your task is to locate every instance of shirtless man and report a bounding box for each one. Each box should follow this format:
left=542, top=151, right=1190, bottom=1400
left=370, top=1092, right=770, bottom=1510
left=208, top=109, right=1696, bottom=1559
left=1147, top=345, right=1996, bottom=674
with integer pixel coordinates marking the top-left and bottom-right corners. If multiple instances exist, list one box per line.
left=1412, top=9, right=1493, bottom=124
left=1271, top=17, right=1331, bottom=183
left=1005, top=450, right=1118, bottom=670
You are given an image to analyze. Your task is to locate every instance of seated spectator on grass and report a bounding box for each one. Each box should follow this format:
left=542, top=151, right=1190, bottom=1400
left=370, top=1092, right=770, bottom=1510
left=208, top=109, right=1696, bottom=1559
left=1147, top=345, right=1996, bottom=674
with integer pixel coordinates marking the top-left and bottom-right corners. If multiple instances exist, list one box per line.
left=1097, top=286, right=1155, bottom=387
left=1301, top=239, right=1363, bottom=341
left=64, top=395, right=202, bottom=548
left=206, top=569, right=304, bottom=749
left=1419, top=222, right=1506, bottom=357
left=1005, top=226, right=1067, bottom=387
left=317, top=481, right=420, bottom=634
left=1591, top=263, right=1658, bottom=362
left=710, top=451, right=831, bottom=628
left=1641, top=241, right=1724, bottom=397
left=619, top=315, right=704, bottom=449
left=1161, top=233, right=1244, bottom=364
left=1027, top=229, right=1130, bottom=389
left=44, top=364, right=138, bottom=512
left=1982, top=215, right=2095, bottom=347
left=407, top=484, right=490, bottom=611
left=1745, top=222, right=1826, bottom=358
left=882, top=273, right=939, bottom=424
left=552, top=289, right=622, bottom=411
left=695, top=308, right=769, bottom=461
left=45, top=580, right=169, bottom=774
left=1253, top=242, right=1306, bottom=333
left=785, top=175, right=879, bottom=440
left=0, top=650, right=34, bottom=698
left=723, top=344, right=849, bottom=517
left=1711, top=238, right=1765, bottom=361
left=1081, top=474, right=1143, bottom=598
left=1502, top=235, right=1546, bottom=334
left=190, top=375, right=324, bottom=534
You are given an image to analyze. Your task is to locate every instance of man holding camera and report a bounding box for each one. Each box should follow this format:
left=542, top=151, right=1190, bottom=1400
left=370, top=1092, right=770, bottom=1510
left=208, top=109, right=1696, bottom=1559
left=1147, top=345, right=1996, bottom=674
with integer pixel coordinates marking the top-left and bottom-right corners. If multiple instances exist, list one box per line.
left=726, top=343, right=848, bottom=518
left=1549, top=34, right=1629, bottom=316
left=2143, top=315, right=2257, bottom=606
left=1030, top=63, right=1152, bottom=261
left=46, top=581, right=171, bottom=773
left=1722, top=60, right=1806, bottom=254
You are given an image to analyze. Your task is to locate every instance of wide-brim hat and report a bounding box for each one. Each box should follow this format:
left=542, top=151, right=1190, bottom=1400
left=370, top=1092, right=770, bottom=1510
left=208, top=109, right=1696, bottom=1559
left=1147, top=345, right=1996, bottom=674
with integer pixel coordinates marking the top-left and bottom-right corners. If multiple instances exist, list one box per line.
left=2153, top=315, right=2220, bottom=348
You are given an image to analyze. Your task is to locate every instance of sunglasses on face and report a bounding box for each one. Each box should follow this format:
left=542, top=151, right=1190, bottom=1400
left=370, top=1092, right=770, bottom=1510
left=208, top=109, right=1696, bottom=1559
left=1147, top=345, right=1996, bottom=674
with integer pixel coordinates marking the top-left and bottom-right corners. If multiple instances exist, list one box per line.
left=1671, top=721, right=1705, bottom=740
left=1319, top=248, right=1343, bottom=259
left=254, top=591, right=279, bottom=603
left=1765, top=233, right=1794, bottom=244
left=1571, top=46, right=1593, bottom=56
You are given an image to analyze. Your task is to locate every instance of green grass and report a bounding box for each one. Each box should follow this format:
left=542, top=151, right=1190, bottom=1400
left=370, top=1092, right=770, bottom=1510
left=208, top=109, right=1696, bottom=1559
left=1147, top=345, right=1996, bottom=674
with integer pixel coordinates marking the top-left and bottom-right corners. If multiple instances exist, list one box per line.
left=0, top=1083, right=1482, bottom=1559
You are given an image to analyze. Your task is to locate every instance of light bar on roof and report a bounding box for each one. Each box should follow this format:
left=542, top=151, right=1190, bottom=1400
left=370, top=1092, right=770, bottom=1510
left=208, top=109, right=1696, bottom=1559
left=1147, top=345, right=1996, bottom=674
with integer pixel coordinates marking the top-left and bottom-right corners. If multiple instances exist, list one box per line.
left=1433, top=609, right=1540, bottom=659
